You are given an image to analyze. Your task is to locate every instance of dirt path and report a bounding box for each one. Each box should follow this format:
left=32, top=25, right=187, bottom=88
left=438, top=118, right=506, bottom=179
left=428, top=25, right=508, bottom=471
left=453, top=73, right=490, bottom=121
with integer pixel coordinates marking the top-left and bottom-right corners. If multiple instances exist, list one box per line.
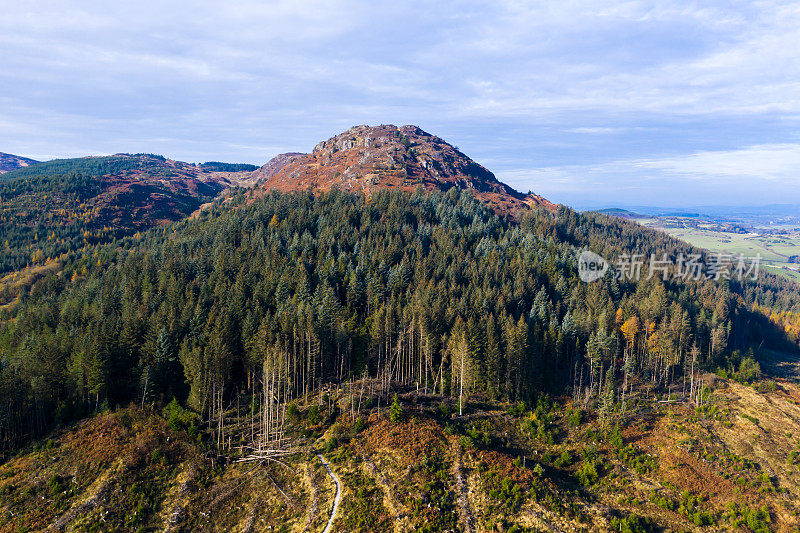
left=317, top=454, right=341, bottom=533
left=451, top=442, right=476, bottom=533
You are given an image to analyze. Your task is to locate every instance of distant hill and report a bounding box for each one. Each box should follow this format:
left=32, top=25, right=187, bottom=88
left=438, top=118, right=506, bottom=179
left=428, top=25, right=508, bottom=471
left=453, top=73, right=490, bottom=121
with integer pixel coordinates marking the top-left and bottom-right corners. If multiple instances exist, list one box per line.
left=592, top=207, right=644, bottom=219
left=199, top=161, right=259, bottom=172
left=252, top=124, right=554, bottom=215
left=0, top=153, right=255, bottom=275
left=0, top=152, right=38, bottom=173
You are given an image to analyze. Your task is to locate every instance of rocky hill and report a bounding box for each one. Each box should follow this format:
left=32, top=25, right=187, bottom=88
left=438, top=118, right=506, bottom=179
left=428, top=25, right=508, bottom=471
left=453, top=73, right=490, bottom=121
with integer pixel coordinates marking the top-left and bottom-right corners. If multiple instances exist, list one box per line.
left=253, top=124, right=554, bottom=215
left=0, top=153, right=256, bottom=279
left=0, top=152, right=38, bottom=173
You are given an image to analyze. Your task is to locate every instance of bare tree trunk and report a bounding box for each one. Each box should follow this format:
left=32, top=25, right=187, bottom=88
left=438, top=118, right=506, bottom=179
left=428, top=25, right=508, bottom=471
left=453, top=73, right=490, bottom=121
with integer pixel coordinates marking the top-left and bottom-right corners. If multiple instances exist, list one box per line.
left=459, top=352, right=464, bottom=416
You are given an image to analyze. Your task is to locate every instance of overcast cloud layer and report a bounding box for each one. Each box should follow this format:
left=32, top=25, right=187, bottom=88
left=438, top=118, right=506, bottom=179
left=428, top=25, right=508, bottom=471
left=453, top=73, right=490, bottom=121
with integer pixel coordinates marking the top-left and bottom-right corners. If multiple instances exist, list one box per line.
left=2, top=0, right=799, bottom=208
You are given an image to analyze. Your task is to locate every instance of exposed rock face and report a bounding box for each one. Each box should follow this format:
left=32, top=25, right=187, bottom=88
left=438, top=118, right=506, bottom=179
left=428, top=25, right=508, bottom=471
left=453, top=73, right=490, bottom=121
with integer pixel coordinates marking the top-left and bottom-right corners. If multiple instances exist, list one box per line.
left=0, top=152, right=38, bottom=173
left=252, top=152, right=305, bottom=182
left=252, top=125, right=553, bottom=215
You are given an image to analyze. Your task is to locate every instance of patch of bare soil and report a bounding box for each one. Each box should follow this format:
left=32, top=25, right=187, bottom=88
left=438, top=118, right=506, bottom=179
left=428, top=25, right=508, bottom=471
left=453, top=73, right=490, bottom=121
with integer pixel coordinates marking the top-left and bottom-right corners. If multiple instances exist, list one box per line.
left=301, top=462, right=321, bottom=532
left=451, top=441, right=476, bottom=533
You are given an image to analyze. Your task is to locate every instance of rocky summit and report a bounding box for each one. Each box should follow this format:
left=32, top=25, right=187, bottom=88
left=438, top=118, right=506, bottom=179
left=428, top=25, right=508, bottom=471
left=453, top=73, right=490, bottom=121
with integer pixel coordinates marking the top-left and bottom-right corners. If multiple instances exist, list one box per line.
left=252, top=124, right=554, bottom=215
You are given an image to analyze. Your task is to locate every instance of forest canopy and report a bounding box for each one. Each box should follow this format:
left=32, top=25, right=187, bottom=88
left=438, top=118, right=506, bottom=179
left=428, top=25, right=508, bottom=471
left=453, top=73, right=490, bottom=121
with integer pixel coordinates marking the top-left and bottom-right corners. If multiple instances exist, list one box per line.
left=0, top=187, right=797, bottom=451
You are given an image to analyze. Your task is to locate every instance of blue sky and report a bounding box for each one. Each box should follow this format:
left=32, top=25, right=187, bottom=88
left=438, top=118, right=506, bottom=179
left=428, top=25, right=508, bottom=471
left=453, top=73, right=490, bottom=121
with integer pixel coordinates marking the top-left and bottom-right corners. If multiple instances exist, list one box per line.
left=2, top=1, right=799, bottom=208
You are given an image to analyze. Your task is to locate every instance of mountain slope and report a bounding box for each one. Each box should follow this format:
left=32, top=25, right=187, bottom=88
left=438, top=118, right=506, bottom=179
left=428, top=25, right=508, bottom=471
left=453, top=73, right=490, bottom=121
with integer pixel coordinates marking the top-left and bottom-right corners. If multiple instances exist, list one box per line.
left=0, top=152, right=38, bottom=173
left=253, top=124, right=553, bottom=214
left=0, top=153, right=255, bottom=277
left=3, top=376, right=799, bottom=532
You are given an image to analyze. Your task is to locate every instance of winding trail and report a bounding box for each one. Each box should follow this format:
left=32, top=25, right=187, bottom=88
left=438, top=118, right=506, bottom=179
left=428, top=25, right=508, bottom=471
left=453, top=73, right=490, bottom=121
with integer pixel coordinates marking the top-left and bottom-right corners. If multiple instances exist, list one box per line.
left=317, top=454, right=342, bottom=533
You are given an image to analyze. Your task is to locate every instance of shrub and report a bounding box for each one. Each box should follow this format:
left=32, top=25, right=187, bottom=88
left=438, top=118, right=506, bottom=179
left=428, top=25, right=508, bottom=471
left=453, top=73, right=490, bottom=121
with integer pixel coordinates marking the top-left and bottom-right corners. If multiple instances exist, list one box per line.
left=743, top=507, right=771, bottom=533
left=163, top=398, right=198, bottom=433
left=324, top=434, right=339, bottom=453
left=742, top=413, right=759, bottom=425
left=466, top=422, right=493, bottom=448
left=354, top=416, right=366, bottom=432
left=734, top=357, right=762, bottom=384
left=487, top=477, right=523, bottom=513
left=307, top=405, right=321, bottom=425
left=389, top=394, right=404, bottom=423
left=609, top=513, right=651, bottom=533
left=567, top=408, right=583, bottom=427
left=618, top=444, right=657, bottom=475
left=607, top=425, right=624, bottom=450
left=679, top=491, right=715, bottom=526
left=755, top=380, right=776, bottom=393
left=554, top=449, right=573, bottom=468
left=649, top=490, right=675, bottom=511
left=521, top=415, right=555, bottom=444
left=726, top=503, right=770, bottom=531
left=506, top=401, right=526, bottom=417
left=48, top=474, right=64, bottom=495
left=576, top=460, right=599, bottom=486
left=758, top=473, right=776, bottom=493
left=118, top=411, right=134, bottom=429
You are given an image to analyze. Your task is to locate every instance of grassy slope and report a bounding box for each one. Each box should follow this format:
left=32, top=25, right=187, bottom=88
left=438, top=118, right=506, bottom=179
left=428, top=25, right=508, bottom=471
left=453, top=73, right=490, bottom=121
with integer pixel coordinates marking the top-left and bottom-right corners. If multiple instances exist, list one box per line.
left=3, top=377, right=800, bottom=532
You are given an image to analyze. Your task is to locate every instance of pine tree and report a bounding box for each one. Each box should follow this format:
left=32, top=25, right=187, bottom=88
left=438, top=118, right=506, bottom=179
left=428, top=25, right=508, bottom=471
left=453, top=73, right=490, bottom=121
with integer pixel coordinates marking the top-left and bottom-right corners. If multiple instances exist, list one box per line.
left=389, top=393, right=403, bottom=423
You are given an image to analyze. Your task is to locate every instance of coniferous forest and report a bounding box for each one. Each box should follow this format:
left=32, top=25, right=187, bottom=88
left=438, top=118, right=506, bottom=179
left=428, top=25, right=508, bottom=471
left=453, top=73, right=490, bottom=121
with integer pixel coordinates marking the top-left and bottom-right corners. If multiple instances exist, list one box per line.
left=7, top=3, right=800, bottom=528
left=1, top=186, right=797, bottom=452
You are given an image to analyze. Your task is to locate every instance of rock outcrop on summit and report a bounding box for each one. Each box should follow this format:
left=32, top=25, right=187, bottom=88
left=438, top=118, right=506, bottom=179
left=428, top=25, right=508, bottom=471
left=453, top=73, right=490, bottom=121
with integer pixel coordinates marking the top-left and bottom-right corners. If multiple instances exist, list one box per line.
left=253, top=125, right=553, bottom=215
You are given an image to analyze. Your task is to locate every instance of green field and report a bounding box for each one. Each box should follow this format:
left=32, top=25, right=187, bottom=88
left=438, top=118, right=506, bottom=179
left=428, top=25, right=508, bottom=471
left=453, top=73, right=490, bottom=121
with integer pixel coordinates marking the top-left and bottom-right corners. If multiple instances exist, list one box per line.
left=638, top=220, right=800, bottom=283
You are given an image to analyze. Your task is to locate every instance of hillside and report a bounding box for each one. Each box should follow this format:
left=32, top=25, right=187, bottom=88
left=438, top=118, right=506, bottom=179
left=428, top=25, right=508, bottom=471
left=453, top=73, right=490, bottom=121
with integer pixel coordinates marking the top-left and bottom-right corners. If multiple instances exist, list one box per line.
left=0, top=153, right=256, bottom=279
left=0, top=152, right=38, bottom=173
left=2, top=372, right=799, bottom=532
left=252, top=124, right=554, bottom=215
left=0, top=126, right=551, bottom=298
left=2, top=187, right=797, bottom=443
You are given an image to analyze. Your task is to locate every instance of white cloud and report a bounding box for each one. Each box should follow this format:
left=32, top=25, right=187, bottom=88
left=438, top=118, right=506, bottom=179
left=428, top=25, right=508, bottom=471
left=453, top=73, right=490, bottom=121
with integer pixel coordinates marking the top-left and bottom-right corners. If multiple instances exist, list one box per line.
left=0, top=0, right=799, bottom=207
left=498, top=143, right=800, bottom=207
left=637, top=143, right=800, bottom=181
